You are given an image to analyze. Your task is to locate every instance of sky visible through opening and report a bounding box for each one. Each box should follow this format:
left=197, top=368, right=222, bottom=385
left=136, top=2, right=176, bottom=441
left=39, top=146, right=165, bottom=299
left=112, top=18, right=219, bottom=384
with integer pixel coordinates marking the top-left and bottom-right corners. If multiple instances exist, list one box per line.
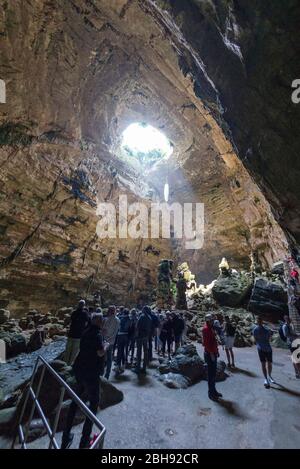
left=121, top=122, right=173, bottom=168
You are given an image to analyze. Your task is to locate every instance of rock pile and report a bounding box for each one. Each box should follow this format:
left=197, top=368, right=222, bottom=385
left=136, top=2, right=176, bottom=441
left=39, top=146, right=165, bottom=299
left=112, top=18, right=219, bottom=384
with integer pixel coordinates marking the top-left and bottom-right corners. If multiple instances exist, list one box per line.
left=182, top=307, right=255, bottom=348
left=0, top=307, right=72, bottom=358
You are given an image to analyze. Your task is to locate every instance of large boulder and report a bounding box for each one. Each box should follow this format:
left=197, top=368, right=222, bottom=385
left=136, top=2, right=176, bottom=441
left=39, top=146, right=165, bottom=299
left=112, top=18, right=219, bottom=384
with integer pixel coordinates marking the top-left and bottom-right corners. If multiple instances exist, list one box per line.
left=212, top=273, right=252, bottom=307
left=0, top=309, right=10, bottom=325
left=27, top=329, right=45, bottom=352
left=271, top=261, right=284, bottom=276
left=0, top=331, right=27, bottom=357
left=158, top=344, right=205, bottom=384
left=249, top=277, right=288, bottom=317
left=158, top=373, right=190, bottom=389
left=0, top=407, right=17, bottom=435
left=203, top=360, right=227, bottom=382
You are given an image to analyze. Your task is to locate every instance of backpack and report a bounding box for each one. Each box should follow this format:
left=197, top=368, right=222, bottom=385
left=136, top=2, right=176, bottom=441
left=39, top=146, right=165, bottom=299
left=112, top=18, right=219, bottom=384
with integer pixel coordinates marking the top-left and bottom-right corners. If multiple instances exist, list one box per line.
left=226, top=323, right=236, bottom=337
left=278, top=324, right=287, bottom=342
left=119, top=315, right=131, bottom=334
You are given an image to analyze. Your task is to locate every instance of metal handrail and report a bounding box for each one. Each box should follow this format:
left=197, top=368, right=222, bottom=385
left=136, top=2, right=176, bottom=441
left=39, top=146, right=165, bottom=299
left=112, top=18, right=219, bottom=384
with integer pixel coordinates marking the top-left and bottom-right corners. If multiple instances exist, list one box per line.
left=12, top=355, right=106, bottom=449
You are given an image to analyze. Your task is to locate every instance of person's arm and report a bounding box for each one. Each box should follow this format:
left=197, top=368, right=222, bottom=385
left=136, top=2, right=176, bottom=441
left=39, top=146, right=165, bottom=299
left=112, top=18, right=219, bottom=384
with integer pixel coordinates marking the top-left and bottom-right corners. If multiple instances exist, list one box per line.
left=96, top=334, right=108, bottom=357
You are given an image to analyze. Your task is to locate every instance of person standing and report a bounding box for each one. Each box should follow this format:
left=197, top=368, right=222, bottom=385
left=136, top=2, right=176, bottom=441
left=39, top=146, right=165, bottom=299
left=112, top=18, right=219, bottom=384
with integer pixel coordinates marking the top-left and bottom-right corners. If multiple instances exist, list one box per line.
left=282, top=315, right=300, bottom=379
left=115, top=308, right=131, bottom=375
left=180, top=312, right=187, bottom=346
left=202, top=313, right=222, bottom=401
left=102, top=305, right=119, bottom=380
left=128, top=308, right=138, bottom=364
left=253, top=317, right=274, bottom=388
left=148, top=310, right=159, bottom=362
left=61, top=313, right=109, bottom=449
left=223, top=315, right=236, bottom=368
left=133, top=305, right=153, bottom=374
left=160, top=312, right=174, bottom=359
left=172, top=312, right=185, bottom=353
left=64, top=300, right=89, bottom=365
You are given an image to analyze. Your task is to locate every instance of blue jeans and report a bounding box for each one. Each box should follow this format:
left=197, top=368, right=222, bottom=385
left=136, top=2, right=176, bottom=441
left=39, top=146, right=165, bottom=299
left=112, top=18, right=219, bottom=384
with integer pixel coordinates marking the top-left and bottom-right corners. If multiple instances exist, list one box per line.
left=204, top=351, right=217, bottom=396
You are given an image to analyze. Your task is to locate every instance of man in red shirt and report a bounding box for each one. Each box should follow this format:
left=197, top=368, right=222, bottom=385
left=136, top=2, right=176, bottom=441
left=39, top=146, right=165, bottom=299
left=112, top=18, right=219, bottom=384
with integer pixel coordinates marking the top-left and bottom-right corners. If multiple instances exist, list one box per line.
left=202, top=313, right=223, bottom=401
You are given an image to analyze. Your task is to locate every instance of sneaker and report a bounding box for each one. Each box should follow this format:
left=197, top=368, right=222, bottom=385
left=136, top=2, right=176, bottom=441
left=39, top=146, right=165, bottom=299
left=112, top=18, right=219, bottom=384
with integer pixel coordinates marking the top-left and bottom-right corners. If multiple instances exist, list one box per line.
left=61, top=432, right=74, bottom=449
left=268, top=376, right=275, bottom=384
left=264, top=378, right=270, bottom=388
left=208, top=393, right=219, bottom=401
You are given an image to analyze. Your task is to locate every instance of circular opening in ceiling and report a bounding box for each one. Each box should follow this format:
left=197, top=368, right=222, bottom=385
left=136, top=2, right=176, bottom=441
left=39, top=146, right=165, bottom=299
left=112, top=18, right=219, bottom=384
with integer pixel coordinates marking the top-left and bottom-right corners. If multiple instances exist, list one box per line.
left=120, top=122, right=173, bottom=169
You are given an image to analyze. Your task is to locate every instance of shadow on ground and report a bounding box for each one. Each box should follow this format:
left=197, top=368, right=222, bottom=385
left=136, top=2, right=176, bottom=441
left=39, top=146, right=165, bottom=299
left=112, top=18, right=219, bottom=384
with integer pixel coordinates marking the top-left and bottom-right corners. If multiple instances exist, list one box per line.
left=270, top=383, right=300, bottom=398
left=216, top=398, right=250, bottom=419
left=229, top=367, right=257, bottom=378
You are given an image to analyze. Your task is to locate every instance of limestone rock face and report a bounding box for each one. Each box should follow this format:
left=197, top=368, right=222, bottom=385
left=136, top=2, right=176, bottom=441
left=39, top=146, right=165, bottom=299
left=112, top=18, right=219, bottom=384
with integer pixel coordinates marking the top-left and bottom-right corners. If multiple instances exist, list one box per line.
left=0, top=0, right=293, bottom=314
left=212, top=273, right=252, bottom=307
left=0, top=309, right=10, bottom=325
left=249, top=278, right=288, bottom=318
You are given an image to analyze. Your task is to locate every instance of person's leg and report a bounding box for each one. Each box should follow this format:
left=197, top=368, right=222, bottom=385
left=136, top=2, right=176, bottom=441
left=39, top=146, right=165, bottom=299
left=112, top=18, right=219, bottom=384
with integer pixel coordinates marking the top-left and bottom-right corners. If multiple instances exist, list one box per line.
left=267, top=350, right=273, bottom=381
left=204, top=352, right=216, bottom=397
left=267, top=361, right=272, bottom=376
left=69, top=339, right=81, bottom=366
left=61, top=382, right=85, bottom=448
left=167, top=337, right=172, bottom=358
left=105, top=345, right=113, bottom=379
left=142, top=337, right=149, bottom=371
left=125, top=336, right=129, bottom=364
left=225, top=347, right=231, bottom=366
left=148, top=335, right=153, bottom=362
left=161, top=336, right=166, bottom=356
left=64, top=338, right=73, bottom=365
left=261, top=361, right=267, bottom=378
left=230, top=348, right=235, bottom=367
left=122, top=336, right=128, bottom=368
left=80, top=378, right=100, bottom=448
left=130, top=338, right=135, bottom=361
left=136, top=338, right=142, bottom=370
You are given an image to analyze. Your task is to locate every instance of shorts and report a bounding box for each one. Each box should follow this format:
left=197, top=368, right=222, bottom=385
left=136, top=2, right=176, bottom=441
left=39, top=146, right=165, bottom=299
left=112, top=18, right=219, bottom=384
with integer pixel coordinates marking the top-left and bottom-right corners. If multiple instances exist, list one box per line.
left=258, top=349, right=273, bottom=363
left=224, top=336, right=234, bottom=349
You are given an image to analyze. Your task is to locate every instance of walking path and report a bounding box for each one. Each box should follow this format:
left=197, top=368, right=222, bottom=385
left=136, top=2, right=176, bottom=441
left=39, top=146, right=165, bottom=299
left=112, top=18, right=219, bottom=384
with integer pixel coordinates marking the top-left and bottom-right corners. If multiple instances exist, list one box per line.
left=6, top=346, right=300, bottom=450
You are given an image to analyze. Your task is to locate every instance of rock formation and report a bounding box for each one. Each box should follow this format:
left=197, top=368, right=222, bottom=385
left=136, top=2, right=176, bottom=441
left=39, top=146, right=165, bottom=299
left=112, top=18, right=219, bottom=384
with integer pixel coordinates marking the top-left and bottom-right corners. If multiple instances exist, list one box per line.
left=0, top=0, right=297, bottom=316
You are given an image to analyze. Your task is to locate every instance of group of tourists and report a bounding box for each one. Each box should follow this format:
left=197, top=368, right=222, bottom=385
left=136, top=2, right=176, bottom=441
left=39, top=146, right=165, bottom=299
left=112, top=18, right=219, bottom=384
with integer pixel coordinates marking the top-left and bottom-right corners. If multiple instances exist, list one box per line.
left=64, top=302, right=186, bottom=377
left=62, top=298, right=300, bottom=448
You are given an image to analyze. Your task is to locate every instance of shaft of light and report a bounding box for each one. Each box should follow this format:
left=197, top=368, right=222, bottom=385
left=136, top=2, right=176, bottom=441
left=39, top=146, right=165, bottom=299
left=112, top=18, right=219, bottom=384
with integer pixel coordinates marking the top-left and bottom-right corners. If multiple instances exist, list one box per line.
left=164, top=182, right=169, bottom=202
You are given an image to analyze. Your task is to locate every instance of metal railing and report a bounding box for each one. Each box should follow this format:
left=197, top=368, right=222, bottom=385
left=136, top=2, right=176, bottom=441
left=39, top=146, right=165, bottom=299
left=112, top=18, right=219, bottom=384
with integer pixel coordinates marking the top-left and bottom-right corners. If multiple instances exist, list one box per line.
left=11, top=355, right=106, bottom=449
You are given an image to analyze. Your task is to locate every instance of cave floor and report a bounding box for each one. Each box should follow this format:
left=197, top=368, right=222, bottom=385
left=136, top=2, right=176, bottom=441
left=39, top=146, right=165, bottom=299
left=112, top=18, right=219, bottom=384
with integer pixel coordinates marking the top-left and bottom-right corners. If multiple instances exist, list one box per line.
left=2, top=346, right=300, bottom=449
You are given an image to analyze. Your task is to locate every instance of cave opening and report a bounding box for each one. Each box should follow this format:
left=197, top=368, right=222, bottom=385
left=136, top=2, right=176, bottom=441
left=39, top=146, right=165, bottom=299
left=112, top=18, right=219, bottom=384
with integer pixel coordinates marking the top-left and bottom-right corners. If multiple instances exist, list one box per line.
left=120, top=122, right=173, bottom=170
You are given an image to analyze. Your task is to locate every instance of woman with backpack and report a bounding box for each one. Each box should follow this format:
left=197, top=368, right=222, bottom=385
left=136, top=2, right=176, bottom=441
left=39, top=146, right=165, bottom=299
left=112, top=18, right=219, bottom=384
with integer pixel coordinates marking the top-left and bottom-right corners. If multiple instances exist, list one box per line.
left=223, top=315, right=236, bottom=368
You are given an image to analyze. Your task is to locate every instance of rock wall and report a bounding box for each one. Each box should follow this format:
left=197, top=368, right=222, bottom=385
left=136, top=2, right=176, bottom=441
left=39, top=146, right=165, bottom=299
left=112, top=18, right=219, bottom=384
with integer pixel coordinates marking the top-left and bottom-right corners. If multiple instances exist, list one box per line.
left=0, top=0, right=291, bottom=314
